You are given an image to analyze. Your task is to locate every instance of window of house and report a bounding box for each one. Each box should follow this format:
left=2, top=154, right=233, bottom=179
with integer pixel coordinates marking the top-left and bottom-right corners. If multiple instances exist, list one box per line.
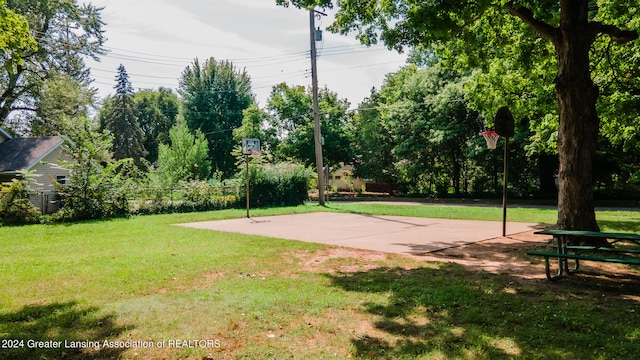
left=56, top=175, right=67, bottom=185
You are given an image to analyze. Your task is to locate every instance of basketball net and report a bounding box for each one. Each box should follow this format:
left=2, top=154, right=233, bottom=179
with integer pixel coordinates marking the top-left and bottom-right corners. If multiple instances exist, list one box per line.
left=482, top=131, right=500, bottom=149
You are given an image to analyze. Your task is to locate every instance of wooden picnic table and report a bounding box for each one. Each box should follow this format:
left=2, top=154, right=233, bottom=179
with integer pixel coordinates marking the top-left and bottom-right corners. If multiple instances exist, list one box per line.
left=528, top=229, right=640, bottom=280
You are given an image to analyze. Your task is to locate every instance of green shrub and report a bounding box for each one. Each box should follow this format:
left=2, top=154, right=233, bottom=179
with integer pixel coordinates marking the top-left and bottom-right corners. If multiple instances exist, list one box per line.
left=238, top=162, right=313, bottom=208
left=133, top=181, right=239, bottom=215
left=0, top=179, right=42, bottom=226
left=54, top=125, right=138, bottom=221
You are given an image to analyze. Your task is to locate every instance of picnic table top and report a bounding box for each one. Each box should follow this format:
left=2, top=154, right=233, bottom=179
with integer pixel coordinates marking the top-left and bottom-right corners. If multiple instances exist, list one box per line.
left=535, top=229, right=640, bottom=241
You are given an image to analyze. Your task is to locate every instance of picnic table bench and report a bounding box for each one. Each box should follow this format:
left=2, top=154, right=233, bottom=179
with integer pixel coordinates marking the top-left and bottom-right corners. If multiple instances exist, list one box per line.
left=528, top=229, right=640, bottom=280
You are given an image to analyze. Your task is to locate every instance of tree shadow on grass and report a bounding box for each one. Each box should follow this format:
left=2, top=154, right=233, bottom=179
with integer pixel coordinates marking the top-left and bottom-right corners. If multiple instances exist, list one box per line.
left=598, top=218, right=640, bottom=233
left=327, top=263, right=640, bottom=359
left=0, top=301, right=129, bottom=360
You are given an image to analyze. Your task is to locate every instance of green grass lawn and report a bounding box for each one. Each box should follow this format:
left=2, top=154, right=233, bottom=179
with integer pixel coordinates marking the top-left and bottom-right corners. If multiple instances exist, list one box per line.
left=1, top=204, right=639, bottom=359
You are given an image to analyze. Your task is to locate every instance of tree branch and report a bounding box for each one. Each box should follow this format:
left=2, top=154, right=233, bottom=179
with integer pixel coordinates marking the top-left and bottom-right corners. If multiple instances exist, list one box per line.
left=454, top=10, right=486, bottom=35
left=10, top=105, right=37, bottom=112
left=591, top=22, right=638, bottom=45
left=504, top=2, right=559, bottom=44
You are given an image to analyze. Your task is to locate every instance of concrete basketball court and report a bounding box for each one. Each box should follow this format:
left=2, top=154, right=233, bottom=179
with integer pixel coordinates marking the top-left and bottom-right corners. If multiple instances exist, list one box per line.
left=178, top=212, right=541, bottom=256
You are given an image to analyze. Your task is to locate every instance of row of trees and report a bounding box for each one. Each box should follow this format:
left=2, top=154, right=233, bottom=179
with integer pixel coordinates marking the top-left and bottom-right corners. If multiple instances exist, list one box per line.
left=3, top=1, right=640, bottom=238
left=96, top=60, right=250, bottom=183
left=91, top=60, right=351, bottom=192
left=279, top=0, right=640, bottom=244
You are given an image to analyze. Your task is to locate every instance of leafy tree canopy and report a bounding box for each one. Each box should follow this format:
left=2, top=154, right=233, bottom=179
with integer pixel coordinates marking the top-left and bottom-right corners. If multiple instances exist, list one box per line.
left=266, top=82, right=353, bottom=169
left=279, top=0, right=639, bottom=235
left=27, top=71, right=96, bottom=137
left=1, top=0, right=105, bottom=125
left=0, top=0, right=37, bottom=68
left=154, top=119, right=212, bottom=188
left=353, top=63, right=483, bottom=194
left=57, top=118, right=137, bottom=221
left=133, top=87, right=179, bottom=164
left=178, top=57, right=253, bottom=177
left=233, top=103, right=272, bottom=153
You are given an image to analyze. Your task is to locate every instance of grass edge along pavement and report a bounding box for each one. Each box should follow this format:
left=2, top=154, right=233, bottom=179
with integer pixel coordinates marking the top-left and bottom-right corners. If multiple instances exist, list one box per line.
left=1, top=204, right=640, bottom=359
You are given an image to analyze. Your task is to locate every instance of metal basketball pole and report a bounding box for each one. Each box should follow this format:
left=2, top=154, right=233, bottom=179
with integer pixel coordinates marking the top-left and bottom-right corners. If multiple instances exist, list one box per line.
left=493, top=106, right=514, bottom=238
left=246, top=155, right=250, bottom=218
left=502, top=136, right=509, bottom=237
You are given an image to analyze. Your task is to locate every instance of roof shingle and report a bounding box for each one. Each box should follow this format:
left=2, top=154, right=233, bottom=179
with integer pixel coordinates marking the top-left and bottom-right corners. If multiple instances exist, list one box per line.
left=0, top=137, right=64, bottom=173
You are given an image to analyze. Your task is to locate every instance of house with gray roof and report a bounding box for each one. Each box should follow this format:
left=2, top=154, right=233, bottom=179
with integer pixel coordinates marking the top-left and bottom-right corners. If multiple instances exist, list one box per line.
left=0, top=127, right=71, bottom=213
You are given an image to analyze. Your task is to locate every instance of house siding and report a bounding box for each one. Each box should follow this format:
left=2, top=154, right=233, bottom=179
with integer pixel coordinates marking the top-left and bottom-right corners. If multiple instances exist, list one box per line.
left=0, top=131, right=71, bottom=214
left=329, top=164, right=368, bottom=192
left=30, top=147, right=71, bottom=192
left=28, top=191, right=61, bottom=214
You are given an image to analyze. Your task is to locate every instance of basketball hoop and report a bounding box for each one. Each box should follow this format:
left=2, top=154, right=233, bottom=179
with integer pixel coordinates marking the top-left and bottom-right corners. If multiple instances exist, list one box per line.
left=242, top=138, right=261, bottom=155
left=482, top=131, right=500, bottom=149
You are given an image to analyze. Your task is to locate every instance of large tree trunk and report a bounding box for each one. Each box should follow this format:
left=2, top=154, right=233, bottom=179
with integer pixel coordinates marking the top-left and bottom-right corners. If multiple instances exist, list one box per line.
left=554, top=1, right=604, bottom=245
left=0, top=65, right=24, bottom=125
left=451, top=147, right=461, bottom=195
left=538, top=153, right=558, bottom=195
left=506, top=1, right=637, bottom=245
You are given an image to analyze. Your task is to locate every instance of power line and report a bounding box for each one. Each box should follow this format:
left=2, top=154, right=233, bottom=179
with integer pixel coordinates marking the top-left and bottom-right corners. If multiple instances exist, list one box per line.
left=92, top=68, right=178, bottom=80
left=87, top=36, right=405, bottom=107
left=94, top=42, right=394, bottom=75
left=101, top=43, right=390, bottom=64
left=90, top=58, right=402, bottom=91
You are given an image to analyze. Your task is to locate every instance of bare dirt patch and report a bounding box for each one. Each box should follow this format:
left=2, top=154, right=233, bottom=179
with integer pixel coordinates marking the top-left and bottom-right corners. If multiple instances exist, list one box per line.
left=193, top=270, right=226, bottom=289
left=290, top=230, right=640, bottom=284
left=290, top=247, right=393, bottom=273
left=421, top=230, right=640, bottom=283
left=418, top=230, right=552, bottom=279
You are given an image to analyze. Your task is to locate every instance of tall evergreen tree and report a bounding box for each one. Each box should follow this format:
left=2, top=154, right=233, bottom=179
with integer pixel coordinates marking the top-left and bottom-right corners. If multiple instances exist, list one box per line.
left=99, top=65, right=146, bottom=168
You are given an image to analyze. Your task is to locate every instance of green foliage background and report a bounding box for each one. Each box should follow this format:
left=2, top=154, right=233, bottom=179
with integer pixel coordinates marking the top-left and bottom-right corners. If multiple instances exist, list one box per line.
left=239, top=160, right=314, bottom=208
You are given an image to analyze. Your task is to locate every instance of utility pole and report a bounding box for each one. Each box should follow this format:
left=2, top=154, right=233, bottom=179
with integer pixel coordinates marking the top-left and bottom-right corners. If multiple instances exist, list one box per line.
left=309, top=9, right=326, bottom=205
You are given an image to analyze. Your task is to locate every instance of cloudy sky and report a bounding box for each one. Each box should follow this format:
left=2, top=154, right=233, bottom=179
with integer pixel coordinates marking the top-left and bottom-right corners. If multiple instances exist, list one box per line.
left=87, top=0, right=408, bottom=108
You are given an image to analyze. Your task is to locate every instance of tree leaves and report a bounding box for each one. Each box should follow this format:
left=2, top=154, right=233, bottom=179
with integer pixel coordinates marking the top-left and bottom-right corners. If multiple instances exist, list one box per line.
left=154, top=120, right=212, bottom=188
left=99, top=65, right=147, bottom=168
left=178, top=57, right=253, bottom=176
left=0, top=0, right=37, bottom=68
left=265, top=83, right=353, bottom=169
left=1, top=0, right=105, bottom=123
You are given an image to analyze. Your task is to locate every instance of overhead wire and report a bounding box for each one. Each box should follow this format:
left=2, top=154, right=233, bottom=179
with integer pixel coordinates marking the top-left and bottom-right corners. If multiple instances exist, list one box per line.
left=73, top=13, right=405, bottom=107
left=102, top=43, right=390, bottom=63
left=24, top=4, right=406, bottom=102
left=91, top=43, right=396, bottom=80
left=91, top=60, right=399, bottom=97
